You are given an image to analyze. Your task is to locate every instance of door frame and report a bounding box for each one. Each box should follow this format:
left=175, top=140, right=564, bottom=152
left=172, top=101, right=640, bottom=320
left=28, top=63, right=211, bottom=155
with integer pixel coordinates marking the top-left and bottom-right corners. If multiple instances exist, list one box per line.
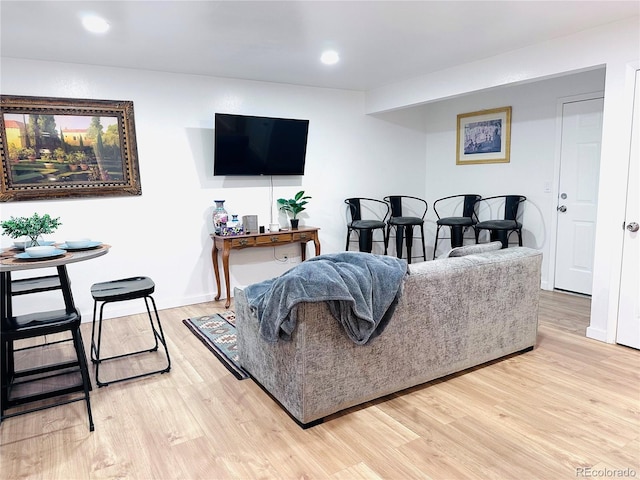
left=615, top=65, right=640, bottom=347
left=546, top=91, right=604, bottom=293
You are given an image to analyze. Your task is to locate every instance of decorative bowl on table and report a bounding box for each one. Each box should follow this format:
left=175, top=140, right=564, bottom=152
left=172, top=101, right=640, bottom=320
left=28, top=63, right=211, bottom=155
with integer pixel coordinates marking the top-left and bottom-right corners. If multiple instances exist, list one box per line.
left=13, top=240, right=55, bottom=250
left=25, top=245, right=58, bottom=257
left=65, top=238, right=92, bottom=249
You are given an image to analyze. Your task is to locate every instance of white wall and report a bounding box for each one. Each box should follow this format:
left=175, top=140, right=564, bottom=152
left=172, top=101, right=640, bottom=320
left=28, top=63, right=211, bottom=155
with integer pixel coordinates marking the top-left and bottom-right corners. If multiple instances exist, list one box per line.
left=418, top=69, right=606, bottom=287
left=365, top=17, right=639, bottom=114
left=367, top=16, right=640, bottom=344
left=1, top=58, right=427, bottom=320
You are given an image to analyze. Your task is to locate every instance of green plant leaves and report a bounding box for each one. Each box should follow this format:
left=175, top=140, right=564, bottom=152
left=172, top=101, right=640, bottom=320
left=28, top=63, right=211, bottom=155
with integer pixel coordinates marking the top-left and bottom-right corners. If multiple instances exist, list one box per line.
left=1, top=213, right=62, bottom=244
left=276, top=190, right=311, bottom=219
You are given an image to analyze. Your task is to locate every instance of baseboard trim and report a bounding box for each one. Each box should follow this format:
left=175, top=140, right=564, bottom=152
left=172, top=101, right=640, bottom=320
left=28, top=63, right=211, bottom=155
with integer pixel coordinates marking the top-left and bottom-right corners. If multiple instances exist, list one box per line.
left=79, top=293, right=218, bottom=323
left=586, top=326, right=608, bottom=343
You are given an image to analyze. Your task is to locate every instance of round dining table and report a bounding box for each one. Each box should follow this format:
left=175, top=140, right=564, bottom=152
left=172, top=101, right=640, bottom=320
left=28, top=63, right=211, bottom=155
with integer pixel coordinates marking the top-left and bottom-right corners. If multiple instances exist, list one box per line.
left=1, top=243, right=111, bottom=319
left=0, top=244, right=110, bottom=421
left=1, top=243, right=110, bottom=273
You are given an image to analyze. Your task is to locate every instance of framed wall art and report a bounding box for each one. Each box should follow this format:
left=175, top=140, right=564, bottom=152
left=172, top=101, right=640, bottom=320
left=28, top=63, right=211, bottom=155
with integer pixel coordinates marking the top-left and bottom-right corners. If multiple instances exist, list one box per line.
left=456, top=106, right=511, bottom=165
left=0, top=95, right=141, bottom=201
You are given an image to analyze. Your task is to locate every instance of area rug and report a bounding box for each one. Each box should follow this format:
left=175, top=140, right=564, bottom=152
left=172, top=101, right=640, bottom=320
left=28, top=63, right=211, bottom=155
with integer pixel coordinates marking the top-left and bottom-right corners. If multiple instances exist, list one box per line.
left=182, top=310, right=249, bottom=380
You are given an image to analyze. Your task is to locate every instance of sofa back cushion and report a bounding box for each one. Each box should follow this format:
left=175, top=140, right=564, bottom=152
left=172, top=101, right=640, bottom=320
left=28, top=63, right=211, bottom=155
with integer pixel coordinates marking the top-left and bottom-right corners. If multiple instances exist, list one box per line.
left=448, top=241, right=503, bottom=257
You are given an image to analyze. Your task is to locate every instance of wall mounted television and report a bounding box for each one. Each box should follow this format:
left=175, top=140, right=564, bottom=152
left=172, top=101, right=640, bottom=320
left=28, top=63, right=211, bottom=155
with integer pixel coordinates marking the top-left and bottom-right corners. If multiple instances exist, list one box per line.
left=214, top=113, right=309, bottom=176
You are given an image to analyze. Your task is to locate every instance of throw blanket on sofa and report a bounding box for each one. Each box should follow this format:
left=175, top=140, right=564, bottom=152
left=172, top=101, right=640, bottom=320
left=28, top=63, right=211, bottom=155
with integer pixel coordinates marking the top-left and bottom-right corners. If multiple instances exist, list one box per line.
left=244, top=252, right=408, bottom=345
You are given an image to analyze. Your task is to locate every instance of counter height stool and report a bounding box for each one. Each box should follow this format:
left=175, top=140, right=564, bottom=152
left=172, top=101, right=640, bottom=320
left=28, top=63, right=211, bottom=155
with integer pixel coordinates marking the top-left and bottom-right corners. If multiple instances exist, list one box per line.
left=90, top=276, right=171, bottom=387
left=1, top=270, right=94, bottom=431
left=433, top=194, right=481, bottom=259
left=345, top=198, right=390, bottom=254
left=474, top=195, right=527, bottom=249
left=384, top=195, right=428, bottom=264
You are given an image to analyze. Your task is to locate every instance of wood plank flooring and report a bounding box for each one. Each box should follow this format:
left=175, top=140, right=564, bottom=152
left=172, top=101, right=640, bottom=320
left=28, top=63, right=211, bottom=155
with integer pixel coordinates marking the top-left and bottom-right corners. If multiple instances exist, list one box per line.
left=1, top=290, right=638, bottom=479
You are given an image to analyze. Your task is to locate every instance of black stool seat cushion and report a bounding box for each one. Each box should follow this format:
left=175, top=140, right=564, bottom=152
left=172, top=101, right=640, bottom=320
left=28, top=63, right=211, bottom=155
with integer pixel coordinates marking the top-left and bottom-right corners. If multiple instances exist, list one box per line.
left=389, top=216, right=423, bottom=226
left=5, top=309, right=80, bottom=338
left=91, top=276, right=155, bottom=302
left=350, top=220, right=386, bottom=229
left=476, top=219, right=521, bottom=231
left=437, top=216, right=476, bottom=227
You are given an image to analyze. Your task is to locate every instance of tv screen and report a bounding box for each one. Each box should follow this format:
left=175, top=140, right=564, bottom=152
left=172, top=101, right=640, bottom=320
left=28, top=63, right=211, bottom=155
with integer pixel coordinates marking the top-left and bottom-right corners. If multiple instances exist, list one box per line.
left=214, top=113, right=309, bottom=176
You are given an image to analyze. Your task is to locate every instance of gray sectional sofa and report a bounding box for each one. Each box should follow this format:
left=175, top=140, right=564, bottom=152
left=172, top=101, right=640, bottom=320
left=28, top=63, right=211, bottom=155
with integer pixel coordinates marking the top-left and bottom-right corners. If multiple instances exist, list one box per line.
left=234, top=243, right=542, bottom=427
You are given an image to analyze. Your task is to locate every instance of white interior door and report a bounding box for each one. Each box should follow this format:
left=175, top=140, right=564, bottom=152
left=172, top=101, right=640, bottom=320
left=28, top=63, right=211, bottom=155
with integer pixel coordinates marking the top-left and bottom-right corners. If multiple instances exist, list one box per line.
left=616, top=69, right=640, bottom=350
left=554, top=97, right=604, bottom=295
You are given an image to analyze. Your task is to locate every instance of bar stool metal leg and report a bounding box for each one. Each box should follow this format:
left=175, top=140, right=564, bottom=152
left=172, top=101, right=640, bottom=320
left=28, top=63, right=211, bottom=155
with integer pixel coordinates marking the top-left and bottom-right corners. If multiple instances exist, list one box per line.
left=90, top=277, right=171, bottom=387
left=72, top=327, right=95, bottom=431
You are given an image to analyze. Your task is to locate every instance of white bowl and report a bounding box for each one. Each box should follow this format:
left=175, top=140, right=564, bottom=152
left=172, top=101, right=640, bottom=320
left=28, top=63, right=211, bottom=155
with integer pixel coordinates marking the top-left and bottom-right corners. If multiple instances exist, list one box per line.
left=66, top=238, right=91, bottom=249
left=14, top=240, right=55, bottom=250
left=25, top=245, right=57, bottom=257
left=13, top=240, right=33, bottom=250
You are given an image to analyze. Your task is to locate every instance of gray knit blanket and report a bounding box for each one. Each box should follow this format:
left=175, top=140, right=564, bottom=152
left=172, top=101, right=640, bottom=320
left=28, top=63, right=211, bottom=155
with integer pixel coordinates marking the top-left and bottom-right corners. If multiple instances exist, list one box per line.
left=244, top=252, right=408, bottom=345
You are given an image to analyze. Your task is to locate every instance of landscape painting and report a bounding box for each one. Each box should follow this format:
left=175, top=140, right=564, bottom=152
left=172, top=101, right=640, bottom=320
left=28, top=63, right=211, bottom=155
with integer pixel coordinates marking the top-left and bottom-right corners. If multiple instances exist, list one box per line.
left=0, top=95, right=141, bottom=201
left=456, top=106, right=512, bottom=165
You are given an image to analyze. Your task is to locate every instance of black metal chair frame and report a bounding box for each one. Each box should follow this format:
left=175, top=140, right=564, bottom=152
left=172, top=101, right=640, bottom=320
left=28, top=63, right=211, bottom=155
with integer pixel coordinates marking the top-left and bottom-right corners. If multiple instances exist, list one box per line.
left=384, top=195, right=428, bottom=264
left=474, top=195, right=527, bottom=248
left=433, top=194, right=482, bottom=259
left=345, top=198, right=390, bottom=254
left=90, top=276, right=171, bottom=387
left=1, top=268, right=94, bottom=431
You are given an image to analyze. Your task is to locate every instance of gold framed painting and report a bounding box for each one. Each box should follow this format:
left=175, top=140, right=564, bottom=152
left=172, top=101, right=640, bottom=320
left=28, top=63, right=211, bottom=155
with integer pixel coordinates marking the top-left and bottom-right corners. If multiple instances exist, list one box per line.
left=456, top=106, right=511, bottom=165
left=0, top=95, right=141, bottom=201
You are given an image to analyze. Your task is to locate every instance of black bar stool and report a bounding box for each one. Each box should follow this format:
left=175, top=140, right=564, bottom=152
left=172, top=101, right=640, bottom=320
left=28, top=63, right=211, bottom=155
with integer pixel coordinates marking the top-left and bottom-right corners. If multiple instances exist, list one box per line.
left=90, top=276, right=171, bottom=387
left=433, top=194, right=481, bottom=259
left=384, top=195, right=428, bottom=264
left=475, top=195, right=527, bottom=248
left=345, top=198, right=390, bottom=253
left=1, top=269, right=94, bottom=431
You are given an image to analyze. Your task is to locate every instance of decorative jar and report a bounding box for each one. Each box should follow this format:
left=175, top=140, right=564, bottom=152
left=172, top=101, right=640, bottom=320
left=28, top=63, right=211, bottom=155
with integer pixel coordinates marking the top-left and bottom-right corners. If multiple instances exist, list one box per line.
left=212, top=200, right=228, bottom=234
left=228, top=214, right=239, bottom=228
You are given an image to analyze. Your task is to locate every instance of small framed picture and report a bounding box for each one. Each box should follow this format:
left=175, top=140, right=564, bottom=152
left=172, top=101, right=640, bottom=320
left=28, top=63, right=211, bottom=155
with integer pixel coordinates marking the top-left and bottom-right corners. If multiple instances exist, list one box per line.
left=456, top=106, right=511, bottom=165
left=0, top=95, right=142, bottom=201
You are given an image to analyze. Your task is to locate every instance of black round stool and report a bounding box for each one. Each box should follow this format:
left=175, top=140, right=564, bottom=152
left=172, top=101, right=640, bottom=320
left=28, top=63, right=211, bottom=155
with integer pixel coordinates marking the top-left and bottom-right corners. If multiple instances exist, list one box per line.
left=90, top=276, right=171, bottom=386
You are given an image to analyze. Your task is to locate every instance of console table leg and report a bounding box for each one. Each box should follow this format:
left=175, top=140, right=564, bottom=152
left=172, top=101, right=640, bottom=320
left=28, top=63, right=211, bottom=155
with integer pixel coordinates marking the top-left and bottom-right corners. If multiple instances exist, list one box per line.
left=222, top=247, right=231, bottom=308
left=313, top=235, right=321, bottom=256
left=211, top=245, right=221, bottom=302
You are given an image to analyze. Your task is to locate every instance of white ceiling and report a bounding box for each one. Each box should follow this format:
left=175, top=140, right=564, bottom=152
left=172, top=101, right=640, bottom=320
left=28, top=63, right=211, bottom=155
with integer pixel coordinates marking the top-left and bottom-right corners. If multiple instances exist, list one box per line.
left=1, top=1, right=639, bottom=91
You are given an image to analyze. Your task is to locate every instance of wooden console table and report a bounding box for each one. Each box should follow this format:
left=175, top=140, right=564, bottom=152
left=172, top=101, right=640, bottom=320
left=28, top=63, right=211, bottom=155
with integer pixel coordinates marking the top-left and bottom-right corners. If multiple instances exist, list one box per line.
left=210, top=226, right=321, bottom=308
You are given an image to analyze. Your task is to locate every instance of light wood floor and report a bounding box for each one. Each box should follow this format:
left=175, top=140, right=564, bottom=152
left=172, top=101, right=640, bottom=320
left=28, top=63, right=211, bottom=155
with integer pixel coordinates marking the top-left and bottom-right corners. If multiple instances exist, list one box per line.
left=1, top=290, right=638, bottom=480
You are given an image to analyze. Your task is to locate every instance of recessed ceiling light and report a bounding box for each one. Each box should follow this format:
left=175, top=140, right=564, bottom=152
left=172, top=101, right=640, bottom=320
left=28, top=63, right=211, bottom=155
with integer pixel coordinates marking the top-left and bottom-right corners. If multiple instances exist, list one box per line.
left=320, top=50, right=340, bottom=65
left=81, top=14, right=110, bottom=34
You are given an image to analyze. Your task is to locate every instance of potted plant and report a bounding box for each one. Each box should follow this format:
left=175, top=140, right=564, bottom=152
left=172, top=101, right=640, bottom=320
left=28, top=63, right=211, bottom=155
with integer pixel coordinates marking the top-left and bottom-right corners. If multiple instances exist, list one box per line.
left=277, top=190, right=311, bottom=230
left=75, top=151, right=89, bottom=170
left=54, top=147, right=66, bottom=163
left=67, top=153, right=80, bottom=171
left=1, top=213, right=62, bottom=247
left=23, top=147, right=36, bottom=162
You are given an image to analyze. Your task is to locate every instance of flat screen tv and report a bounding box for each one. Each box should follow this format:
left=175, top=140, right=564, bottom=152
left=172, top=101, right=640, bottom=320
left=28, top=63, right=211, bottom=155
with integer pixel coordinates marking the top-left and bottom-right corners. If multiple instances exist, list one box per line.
left=214, top=113, right=309, bottom=176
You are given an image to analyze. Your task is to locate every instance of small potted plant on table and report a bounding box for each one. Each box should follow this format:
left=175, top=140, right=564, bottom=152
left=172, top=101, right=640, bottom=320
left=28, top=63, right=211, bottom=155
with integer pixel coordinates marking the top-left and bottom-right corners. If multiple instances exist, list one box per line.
left=1, top=213, right=62, bottom=248
left=277, top=190, right=311, bottom=230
